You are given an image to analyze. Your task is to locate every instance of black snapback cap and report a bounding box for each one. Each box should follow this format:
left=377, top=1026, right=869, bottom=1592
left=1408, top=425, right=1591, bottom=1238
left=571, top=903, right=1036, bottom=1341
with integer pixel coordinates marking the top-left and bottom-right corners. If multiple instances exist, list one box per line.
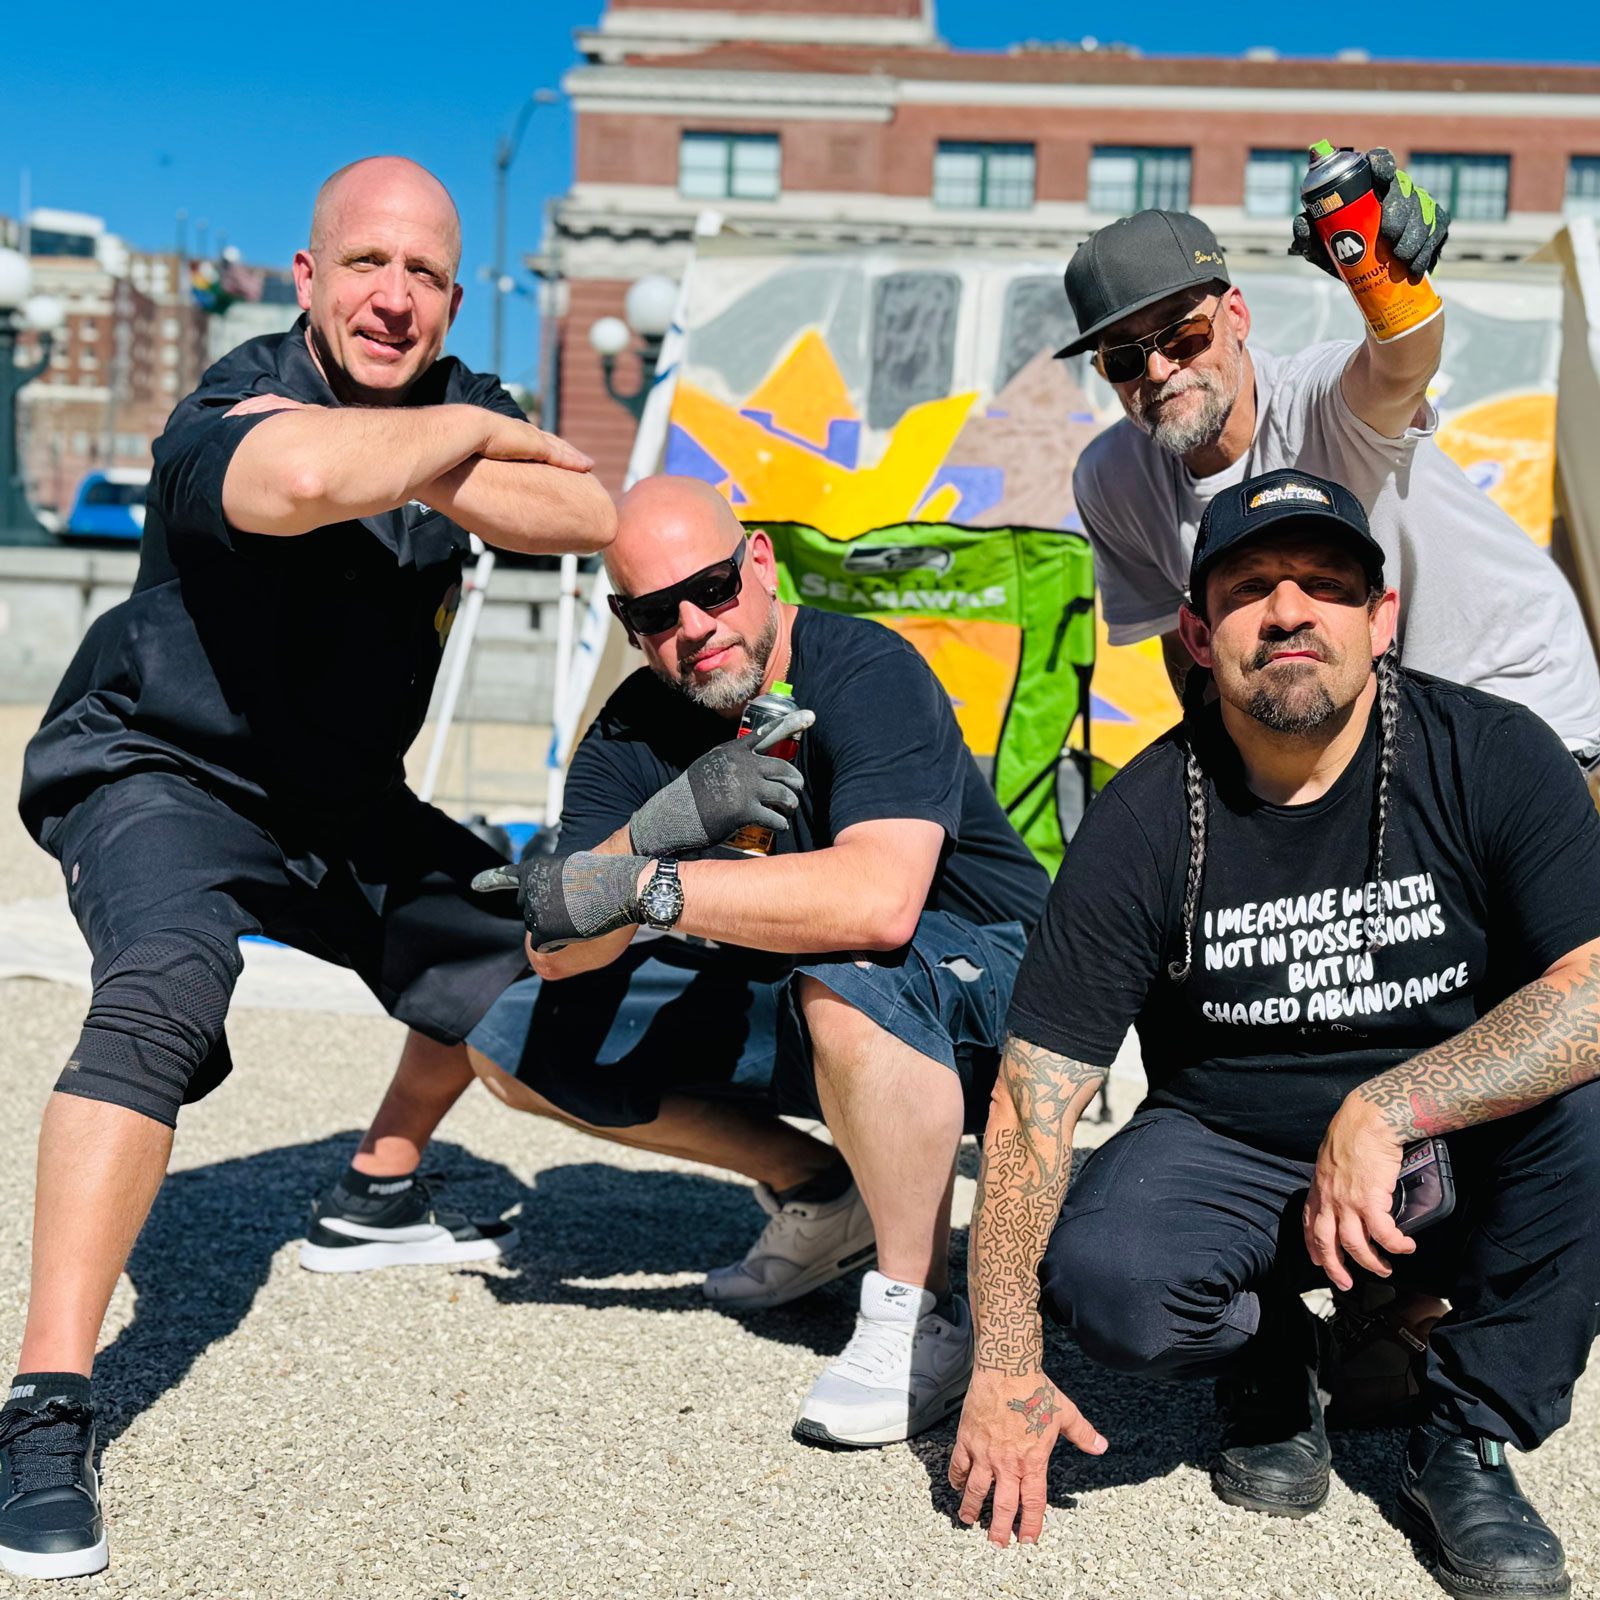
left=1189, top=468, right=1386, bottom=602
left=1057, top=210, right=1231, bottom=358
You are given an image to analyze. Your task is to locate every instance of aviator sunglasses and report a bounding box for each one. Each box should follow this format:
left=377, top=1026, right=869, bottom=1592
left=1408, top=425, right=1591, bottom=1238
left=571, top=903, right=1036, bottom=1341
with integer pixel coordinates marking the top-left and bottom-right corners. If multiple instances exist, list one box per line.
left=608, top=537, right=748, bottom=637
left=1094, top=302, right=1225, bottom=385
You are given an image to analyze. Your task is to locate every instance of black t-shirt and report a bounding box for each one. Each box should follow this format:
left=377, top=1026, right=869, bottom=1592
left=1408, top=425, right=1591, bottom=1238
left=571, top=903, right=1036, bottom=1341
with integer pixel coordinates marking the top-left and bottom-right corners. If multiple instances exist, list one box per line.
left=562, top=606, right=1049, bottom=935
left=20, top=316, right=522, bottom=840
left=1008, top=672, right=1600, bottom=1161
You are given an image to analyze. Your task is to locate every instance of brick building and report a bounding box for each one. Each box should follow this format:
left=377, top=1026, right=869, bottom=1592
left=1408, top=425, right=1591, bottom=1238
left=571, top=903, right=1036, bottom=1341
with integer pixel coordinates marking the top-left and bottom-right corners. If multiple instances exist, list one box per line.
left=9, top=211, right=209, bottom=521
left=544, top=0, right=1600, bottom=488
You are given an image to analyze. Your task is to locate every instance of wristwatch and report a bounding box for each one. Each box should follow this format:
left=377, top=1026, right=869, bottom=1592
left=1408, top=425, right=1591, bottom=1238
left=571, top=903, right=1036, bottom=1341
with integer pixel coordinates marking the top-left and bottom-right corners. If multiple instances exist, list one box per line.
left=637, top=858, right=685, bottom=931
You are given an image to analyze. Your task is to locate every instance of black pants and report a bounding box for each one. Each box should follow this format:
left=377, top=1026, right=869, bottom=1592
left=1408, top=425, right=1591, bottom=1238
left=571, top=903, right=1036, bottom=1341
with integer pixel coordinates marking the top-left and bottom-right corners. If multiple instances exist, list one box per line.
left=1038, top=1089, right=1600, bottom=1450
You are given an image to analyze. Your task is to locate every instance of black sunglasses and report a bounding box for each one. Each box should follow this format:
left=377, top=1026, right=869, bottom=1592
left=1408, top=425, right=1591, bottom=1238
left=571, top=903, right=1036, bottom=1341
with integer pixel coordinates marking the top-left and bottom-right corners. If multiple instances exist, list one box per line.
left=1094, top=304, right=1224, bottom=385
left=608, top=538, right=748, bottom=637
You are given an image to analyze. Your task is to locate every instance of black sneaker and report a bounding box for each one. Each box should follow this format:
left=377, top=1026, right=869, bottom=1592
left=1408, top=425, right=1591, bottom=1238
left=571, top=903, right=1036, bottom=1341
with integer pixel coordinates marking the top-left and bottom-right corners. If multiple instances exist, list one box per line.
left=1397, top=1423, right=1569, bottom=1600
left=297, top=1173, right=518, bottom=1273
left=1211, top=1295, right=1331, bottom=1518
left=0, top=1398, right=108, bottom=1579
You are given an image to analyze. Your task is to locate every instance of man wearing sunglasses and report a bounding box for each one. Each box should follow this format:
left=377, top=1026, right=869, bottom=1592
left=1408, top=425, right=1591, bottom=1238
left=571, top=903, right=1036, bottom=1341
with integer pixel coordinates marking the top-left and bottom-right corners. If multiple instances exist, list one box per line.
left=1062, top=179, right=1600, bottom=760
left=443, top=474, right=1050, bottom=1448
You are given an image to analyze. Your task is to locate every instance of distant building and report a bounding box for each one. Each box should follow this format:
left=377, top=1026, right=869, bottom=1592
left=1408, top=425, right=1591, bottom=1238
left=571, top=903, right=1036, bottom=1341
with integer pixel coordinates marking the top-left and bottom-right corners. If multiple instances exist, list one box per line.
left=11, top=209, right=297, bottom=520
left=543, top=0, right=1600, bottom=487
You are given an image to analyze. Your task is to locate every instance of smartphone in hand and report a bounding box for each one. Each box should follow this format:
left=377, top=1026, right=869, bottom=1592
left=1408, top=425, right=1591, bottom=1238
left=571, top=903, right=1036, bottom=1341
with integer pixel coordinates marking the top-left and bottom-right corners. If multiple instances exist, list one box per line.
left=1392, top=1138, right=1456, bottom=1236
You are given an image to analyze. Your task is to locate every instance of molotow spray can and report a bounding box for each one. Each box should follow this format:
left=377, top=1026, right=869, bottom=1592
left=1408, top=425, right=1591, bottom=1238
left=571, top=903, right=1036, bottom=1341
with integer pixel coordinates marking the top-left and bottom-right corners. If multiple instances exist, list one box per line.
left=1301, top=139, right=1442, bottom=343
left=727, top=679, right=802, bottom=857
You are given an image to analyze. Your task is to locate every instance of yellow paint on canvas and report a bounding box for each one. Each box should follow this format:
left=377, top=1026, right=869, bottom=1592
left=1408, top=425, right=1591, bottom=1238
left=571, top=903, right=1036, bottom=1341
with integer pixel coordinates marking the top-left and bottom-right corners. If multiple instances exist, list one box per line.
left=743, top=331, right=858, bottom=449
left=1079, top=615, right=1180, bottom=771
left=877, top=617, right=1021, bottom=758
left=673, top=379, right=977, bottom=540
left=1436, top=392, right=1558, bottom=547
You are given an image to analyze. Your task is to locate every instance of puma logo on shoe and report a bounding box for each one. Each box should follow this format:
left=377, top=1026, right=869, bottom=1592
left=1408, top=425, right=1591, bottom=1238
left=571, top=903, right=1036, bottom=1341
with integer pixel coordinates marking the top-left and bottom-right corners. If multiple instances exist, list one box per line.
left=7, top=1385, right=34, bottom=1401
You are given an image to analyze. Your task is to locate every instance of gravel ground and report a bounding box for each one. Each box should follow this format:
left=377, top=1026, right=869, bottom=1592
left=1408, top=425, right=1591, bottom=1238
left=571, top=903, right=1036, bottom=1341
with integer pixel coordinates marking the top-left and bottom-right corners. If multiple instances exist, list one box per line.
left=0, top=705, right=1593, bottom=1599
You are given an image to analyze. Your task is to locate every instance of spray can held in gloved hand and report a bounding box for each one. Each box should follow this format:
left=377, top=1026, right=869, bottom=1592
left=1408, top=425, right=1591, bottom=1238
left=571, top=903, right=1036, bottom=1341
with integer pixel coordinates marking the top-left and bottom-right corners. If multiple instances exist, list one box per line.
left=1302, top=139, right=1442, bottom=344
left=728, top=680, right=802, bottom=856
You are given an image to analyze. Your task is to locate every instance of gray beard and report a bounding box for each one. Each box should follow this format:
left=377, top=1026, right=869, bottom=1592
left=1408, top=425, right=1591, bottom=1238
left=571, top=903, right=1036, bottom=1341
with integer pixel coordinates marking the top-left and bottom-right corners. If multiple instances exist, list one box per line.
left=1126, top=344, right=1244, bottom=457
left=669, top=606, right=779, bottom=714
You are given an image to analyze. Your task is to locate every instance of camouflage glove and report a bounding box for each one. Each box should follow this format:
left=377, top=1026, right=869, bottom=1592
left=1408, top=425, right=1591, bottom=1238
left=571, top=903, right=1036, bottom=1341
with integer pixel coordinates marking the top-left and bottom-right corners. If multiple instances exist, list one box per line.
left=1290, top=149, right=1451, bottom=282
left=473, top=850, right=650, bottom=950
left=628, top=707, right=813, bottom=857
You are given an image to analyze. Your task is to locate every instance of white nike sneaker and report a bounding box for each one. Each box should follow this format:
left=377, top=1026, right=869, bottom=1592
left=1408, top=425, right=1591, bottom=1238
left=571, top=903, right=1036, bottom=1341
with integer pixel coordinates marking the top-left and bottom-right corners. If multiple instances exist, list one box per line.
left=792, top=1270, right=974, bottom=1447
left=702, top=1181, right=876, bottom=1310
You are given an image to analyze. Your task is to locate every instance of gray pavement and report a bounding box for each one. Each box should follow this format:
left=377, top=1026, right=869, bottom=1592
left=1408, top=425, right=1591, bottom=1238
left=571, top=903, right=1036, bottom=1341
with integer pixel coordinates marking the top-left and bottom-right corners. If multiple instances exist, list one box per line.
left=0, top=705, right=1593, bottom=1598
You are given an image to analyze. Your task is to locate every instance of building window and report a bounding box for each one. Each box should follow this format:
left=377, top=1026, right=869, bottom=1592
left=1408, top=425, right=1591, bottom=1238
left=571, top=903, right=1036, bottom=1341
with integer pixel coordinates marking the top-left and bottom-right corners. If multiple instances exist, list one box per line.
left=932, top=142, right=1036, bottom=210
left=1566, top=157, right=1600, bottom=219
left=678, top=132, right=780, bottom=201
left=1407, top=153, right=1510, bottom=222
left=1244, top=150, right=1307, bottom=219
left=1089, top=146, right=1192, bottom=213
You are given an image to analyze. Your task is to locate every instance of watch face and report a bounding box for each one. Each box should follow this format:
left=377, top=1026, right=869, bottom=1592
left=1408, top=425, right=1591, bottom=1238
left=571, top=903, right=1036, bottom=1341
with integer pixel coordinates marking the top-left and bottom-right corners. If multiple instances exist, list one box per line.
left=641, top=869, right=684, bottom=928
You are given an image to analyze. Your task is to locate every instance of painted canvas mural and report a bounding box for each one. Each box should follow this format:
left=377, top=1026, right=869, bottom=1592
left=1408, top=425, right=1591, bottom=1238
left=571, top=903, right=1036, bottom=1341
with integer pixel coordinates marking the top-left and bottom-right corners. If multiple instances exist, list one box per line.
left=662, top=247, right=1565, bottom=773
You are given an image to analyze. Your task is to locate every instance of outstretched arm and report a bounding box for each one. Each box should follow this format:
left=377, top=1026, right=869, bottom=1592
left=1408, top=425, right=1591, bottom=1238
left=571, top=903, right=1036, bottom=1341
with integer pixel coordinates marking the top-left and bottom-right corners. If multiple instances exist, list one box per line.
left=1307, top=936, right=1600, bottom=1289
left=949, top=1034, right=1108, bottom=1547
left=221, top=399, right=594, bottom=540
left=414, top=452, right=615, bottom=556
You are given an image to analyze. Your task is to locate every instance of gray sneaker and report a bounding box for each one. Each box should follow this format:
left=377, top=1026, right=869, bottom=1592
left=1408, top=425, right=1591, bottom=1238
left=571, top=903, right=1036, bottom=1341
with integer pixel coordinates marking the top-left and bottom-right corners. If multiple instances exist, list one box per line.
left=701, top=1181, right=875, bottom=1310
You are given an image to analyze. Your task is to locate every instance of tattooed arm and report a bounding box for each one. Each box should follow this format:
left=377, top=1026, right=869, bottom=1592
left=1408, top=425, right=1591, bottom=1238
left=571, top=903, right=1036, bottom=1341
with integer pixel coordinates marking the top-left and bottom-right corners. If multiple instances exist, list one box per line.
left=1306, top=937, right=1600, bottom=1290
left=949, top=1034, right=1109, bottom=1547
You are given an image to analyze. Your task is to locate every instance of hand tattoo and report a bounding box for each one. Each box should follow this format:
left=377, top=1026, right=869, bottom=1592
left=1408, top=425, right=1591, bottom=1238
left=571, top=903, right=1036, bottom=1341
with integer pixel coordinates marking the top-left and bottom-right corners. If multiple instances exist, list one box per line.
left=1007, top=1384, right=1058, bottom=1437
left=1359, top=945, right=1600, bottom=1140
left=971, top=1036, right=1105, bottom=1377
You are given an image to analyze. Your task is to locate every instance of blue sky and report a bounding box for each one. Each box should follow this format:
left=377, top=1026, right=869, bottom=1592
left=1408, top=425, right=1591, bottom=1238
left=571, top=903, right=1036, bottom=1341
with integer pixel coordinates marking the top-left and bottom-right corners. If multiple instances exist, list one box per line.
left=5, top=0, right=1596, bottom=390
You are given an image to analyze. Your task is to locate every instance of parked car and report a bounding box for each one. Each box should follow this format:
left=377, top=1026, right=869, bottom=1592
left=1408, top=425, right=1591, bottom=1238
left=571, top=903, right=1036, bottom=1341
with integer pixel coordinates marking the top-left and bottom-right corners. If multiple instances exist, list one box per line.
left=63, top=469, right=148, bottom=542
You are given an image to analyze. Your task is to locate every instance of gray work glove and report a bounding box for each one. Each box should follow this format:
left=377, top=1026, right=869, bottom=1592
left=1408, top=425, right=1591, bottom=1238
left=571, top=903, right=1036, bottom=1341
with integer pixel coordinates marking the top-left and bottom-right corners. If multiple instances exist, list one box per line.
left=1290, top=149, right=1451, bottom=282
left=627, top=707, right=814, bottom=857
left=473, top=850, right=650, bottom=950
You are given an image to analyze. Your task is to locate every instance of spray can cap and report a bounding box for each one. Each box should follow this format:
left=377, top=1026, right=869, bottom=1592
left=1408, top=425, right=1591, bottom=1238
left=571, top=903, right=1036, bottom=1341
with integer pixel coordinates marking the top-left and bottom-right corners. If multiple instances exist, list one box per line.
left=772, top=680, right=794, bottom=697
left=1309, top=138, right=1336, bottom=160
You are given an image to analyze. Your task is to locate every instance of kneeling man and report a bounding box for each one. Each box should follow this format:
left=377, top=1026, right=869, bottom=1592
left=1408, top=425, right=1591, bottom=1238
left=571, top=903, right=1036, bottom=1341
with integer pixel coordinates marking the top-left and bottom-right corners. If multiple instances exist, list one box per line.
left=464, top=476, right=1048, bottom=1445
left=951, top=468, right=1600, bottom=1600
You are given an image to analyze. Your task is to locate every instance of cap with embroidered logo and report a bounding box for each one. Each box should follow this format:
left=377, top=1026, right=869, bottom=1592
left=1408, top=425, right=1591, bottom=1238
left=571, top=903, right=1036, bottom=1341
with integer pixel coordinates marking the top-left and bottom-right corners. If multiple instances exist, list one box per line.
left=1188, top=467, right=1386, bottom=602
left=1057, top=210, right=1232, bottom=359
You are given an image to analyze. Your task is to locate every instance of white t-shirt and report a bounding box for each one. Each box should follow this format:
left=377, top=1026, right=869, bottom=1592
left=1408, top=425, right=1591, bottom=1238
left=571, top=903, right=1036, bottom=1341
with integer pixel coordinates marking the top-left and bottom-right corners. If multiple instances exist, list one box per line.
left=1073, top=341, right=1600, bottom=750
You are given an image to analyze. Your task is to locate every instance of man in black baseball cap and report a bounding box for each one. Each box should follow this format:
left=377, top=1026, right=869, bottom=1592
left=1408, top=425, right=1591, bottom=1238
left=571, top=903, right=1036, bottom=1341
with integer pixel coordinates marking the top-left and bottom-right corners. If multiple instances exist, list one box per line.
left=951, top=463, right=1600, bottom=1599
left=1056, top=209, right=1230, bottom=360
left=1058, top=182, right=1600, bottom=766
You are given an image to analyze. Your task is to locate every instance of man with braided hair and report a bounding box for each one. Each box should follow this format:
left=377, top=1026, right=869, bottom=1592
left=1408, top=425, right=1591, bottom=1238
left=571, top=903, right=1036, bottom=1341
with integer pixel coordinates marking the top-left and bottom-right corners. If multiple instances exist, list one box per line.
left=949, top=467, right=1600, bottom=1600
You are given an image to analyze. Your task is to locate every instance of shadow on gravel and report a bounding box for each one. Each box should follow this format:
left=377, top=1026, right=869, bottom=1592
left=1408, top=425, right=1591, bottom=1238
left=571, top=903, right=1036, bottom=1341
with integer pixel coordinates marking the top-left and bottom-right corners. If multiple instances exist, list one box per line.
left=472, top=1160, right=861, bottom=1357
left=93, top=1133, right=519, bottom=1446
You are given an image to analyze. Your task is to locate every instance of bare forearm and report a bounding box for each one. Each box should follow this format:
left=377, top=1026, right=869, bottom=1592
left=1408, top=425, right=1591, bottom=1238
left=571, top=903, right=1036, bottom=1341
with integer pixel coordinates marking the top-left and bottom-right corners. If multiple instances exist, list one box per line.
left=675, top=849, right=921, bottom=953
left=1341, top=315, right=1443, bottom=440
left=972, top=1037, right=1105, bottom=1376
left=1356, top=946, right=1600, bottom=1141
left=225, top=404, right=493, bottom=535
left=418, top=457, right=616, bottom=556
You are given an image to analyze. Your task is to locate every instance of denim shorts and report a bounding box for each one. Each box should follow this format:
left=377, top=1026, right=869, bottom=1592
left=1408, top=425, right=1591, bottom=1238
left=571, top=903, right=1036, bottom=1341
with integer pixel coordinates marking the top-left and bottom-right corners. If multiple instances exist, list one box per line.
left=467, top=911, right=1027, bottom=1133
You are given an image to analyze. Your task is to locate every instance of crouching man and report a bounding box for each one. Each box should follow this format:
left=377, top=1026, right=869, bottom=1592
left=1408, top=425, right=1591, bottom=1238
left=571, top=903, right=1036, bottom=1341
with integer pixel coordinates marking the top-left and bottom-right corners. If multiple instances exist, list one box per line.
left=950, top=468, right=1600, bottom=1600
left=440, top=475, right=1049, bottom=1446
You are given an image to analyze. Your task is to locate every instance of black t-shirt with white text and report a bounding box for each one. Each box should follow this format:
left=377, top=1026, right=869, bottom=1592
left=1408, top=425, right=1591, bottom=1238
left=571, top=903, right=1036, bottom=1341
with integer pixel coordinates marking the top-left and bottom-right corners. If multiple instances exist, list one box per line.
left=562, top=606, right=1049, bottom=938
left=21, top=316, right=523, bottom=841
left=1007, top=672, right=1600, bottom=1161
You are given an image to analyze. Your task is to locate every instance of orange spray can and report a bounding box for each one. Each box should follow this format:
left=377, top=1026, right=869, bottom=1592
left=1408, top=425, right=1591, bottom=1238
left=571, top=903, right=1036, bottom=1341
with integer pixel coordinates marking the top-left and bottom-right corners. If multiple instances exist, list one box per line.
left=1301, top=139, right=1442, bottom=343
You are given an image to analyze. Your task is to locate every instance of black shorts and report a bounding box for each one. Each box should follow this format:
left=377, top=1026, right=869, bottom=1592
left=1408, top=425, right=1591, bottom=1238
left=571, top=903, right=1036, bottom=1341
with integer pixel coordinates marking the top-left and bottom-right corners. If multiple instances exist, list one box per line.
left=42, top=770, right=529, bottom=1104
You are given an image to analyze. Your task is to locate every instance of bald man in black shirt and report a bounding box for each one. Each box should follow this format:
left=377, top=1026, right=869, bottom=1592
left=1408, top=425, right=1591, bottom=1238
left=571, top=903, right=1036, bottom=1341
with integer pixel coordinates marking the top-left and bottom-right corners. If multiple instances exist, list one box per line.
left=3, top=157, right=612, bottom=1579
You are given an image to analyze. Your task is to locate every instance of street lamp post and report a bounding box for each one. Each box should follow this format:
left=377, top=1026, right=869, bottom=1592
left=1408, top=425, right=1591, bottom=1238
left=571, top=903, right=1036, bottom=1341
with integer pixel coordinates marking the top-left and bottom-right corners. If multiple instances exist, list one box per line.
left=0, top=248, right=62, bottom=546
left=492, top=88, right=560, bottom=378
left=588, top=274, right=679, bottom=421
